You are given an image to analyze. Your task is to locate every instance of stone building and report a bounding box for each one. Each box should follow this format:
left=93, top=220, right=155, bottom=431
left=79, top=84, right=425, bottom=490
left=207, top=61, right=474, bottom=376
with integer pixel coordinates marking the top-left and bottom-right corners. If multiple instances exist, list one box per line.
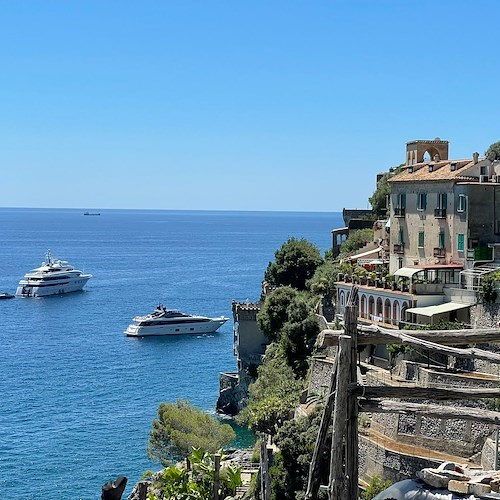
left=216, top=300, right=268, bottom=415
left=336, top=138, right=500, bottom=327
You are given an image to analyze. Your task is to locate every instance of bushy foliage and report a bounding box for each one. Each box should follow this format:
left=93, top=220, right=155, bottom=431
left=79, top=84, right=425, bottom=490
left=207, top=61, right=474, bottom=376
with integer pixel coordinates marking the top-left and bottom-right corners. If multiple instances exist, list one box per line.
left=264, top=237, right=323, bottom=290
left=270, top=409, right=327, bottom=500
left=257, top=286, right=300, bottom=341
left=148, top=400, right=235, bottom=465
left=361, top=475, right=392, bottom=500
left=339, top=228, right=374, bottom=256
left=147, top=448, right=242, bottom=500
left=404, top=321, right=468, bottom=331
left=481, top=273, right=499, bottom=303
left=280, top=300, right=320, bottom=378
left=257, top=289, right=320, bottom=378
left=486, top=141, right=500, bottom=160
left=369, top=173, right=391, bottom=217
left=307, top=260, right=342, bottom=297
left=237, top=344, right=303, bottom=437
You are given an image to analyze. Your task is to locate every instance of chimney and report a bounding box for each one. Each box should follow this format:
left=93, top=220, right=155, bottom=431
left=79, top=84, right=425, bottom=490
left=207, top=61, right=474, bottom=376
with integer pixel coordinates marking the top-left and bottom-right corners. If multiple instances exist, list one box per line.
left=473, top=152, right=479, bottom=164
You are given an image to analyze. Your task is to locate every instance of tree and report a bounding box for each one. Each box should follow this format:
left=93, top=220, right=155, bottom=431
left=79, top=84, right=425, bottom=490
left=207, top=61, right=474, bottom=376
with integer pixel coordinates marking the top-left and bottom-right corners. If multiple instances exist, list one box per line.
left=146, top=448, right=243, bottom=500
left=486, top=141, right=500, bottom=160
left=481, top=273, right=499, bottom=303
left=340, top=228, right=374, bottom=256
left=369, top=173, right=391, bottom=217
left=148, top=400, right=235, bottom=465
left=280, top=298, right=320, bottom=378
left=307, top=260, right=342, bottom=298
left=270, top=409, right=327, bottom=500
left=257, top=286, right=300, bottom=341
left=237, top=344, right=303, bottom=436
left=264, top=237, right=323, bottom=290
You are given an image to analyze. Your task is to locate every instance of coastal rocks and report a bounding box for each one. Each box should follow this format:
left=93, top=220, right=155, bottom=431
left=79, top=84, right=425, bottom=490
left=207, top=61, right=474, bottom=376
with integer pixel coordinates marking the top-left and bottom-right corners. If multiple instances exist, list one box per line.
left=217, top=373, right=249, bottom=416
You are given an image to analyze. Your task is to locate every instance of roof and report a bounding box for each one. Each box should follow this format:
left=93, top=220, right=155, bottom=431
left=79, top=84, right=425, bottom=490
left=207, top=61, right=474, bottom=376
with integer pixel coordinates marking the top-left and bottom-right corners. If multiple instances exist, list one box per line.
left=389, top=159, right=475, bottom=183
left=394, top=267, right=423, bottom=278
left=345, top=246, right=382, bottom=261
left=405, top=302, right=469, bottom=317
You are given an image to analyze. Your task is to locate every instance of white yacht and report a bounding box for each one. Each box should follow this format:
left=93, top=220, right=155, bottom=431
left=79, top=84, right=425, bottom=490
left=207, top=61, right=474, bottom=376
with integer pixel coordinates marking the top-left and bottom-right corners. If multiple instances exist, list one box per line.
left=125, top=304, right=228, bottom=337
left=16, top=250, right=92, bottom=297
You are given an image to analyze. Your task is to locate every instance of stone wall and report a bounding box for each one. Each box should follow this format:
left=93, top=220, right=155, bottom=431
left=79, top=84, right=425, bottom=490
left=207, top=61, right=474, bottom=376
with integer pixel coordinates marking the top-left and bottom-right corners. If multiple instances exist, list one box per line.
left=471, top=303, right=500, bottom=329
left=367, top=361, right=496, bottom=459
left=359, top=435, right=441, bottom=484
left=308, top=356, right=335, bottom=398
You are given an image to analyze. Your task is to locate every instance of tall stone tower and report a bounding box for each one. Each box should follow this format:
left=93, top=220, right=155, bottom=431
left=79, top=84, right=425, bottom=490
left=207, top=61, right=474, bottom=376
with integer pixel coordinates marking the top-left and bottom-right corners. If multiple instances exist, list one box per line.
left=406, top=138, right=449, bottom=165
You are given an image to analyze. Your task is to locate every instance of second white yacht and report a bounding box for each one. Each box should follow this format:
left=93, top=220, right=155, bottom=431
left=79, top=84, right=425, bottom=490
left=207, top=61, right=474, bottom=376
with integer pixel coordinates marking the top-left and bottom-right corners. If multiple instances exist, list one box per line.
left=125, top=304, right=228, bottom=336
left=16, top=250, right=92, bottom=297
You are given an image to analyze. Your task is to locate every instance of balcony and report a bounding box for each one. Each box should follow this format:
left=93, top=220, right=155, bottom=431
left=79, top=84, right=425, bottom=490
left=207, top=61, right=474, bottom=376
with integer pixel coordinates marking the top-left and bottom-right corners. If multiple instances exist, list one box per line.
left=467, top=246, right=493, bottom=261
left=434, top=208, right=447, bottom=218
left=394, top=207, right=406, bottom=217
left=433, top=247, right=445, bottom=258
left=393, top=243, right=405, bottom=254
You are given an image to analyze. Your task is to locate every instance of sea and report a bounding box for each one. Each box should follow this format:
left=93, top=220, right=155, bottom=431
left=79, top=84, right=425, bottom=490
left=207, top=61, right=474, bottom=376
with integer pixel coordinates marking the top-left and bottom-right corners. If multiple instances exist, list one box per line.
left=0, top=208, right=343, bottom=499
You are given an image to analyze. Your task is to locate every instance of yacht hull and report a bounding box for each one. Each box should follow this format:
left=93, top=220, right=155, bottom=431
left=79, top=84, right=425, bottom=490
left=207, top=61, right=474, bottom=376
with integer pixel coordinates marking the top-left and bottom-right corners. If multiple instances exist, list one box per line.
left=16, top=276, right=91, bottom=297
left=125, top=317, right=227, bottom=337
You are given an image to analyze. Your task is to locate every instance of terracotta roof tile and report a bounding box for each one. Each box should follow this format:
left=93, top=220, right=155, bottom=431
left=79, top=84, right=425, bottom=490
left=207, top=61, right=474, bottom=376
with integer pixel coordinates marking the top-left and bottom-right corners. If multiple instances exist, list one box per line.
left=389, top=159, right=476, bottom=182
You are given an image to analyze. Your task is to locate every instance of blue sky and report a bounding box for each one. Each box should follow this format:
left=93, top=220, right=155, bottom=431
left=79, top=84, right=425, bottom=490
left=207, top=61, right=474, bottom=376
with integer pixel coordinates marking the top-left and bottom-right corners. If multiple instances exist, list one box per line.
left=2, top=1, right=499, bottom=211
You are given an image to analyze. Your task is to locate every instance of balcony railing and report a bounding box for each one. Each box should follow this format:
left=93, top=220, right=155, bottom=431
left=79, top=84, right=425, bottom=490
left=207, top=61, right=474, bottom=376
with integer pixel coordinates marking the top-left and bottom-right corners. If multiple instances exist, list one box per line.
left=393, top=243, right=405, bottom=254
left=394, top=207, right=406, bottom=217
left=434, top=208, right=447, bottom=218
left=433, top=247, right=445, bottom=258
left=467, top=246, right=493, bottom=261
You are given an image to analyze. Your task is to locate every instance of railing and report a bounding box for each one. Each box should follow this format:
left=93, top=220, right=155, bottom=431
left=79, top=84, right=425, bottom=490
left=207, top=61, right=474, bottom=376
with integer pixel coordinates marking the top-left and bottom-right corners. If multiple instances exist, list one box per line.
left=434, top=208, right=447, bottom=218
left=433, top=247, right=445, bottom=258
left=394, top=207, right=406, bottom=217
left=393, top=243, right=404, bottom=254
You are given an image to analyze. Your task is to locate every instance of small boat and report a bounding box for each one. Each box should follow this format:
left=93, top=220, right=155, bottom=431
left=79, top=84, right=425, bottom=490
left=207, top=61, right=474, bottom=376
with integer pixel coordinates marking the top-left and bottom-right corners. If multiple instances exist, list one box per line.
left=16, top=250, right=92, bottom=298
left=0, top=293, right=15, bottom=299
left=83, top=212, right=100, bottom=216
left=125, top=304, right=228, bottom=337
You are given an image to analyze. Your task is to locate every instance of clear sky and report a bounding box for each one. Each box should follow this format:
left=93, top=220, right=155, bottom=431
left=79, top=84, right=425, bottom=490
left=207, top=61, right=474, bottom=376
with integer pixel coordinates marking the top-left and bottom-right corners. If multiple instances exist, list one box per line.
left=2, top=1, right=499, bottom=211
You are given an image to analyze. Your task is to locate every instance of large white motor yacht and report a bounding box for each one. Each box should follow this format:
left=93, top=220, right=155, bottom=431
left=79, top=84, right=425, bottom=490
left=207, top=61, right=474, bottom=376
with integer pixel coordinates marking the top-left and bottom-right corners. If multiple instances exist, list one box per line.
left=16, top=250, right=92, bottom=297
left=125, top=304, right=228, bottom=337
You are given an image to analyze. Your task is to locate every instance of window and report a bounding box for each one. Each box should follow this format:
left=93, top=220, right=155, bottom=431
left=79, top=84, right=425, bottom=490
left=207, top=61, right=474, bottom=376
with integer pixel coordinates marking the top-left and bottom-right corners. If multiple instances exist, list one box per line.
left=399, top=228, right=404, bottom=245
left=438, top=193, right=447, bottom=209
left=418, top=231, right=425, bottom=248
left=395, top=193, right=406, bottom=217
left=458, top=194, right=467, bottom=212
left=481, top=166, right=487, bottom=175
left=417, top=193, right=427, bottom=211
left=439, top=231, right=445, bottom=249
left=398, top=193, right=406, bottom=208
left=458, top=234, right=465, bottom=252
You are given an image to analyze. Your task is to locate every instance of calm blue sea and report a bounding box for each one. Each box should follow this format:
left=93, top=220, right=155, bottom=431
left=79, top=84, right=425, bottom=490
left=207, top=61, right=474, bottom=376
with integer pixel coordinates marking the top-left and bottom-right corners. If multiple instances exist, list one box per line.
left=0, top=208, right=342, bottom=499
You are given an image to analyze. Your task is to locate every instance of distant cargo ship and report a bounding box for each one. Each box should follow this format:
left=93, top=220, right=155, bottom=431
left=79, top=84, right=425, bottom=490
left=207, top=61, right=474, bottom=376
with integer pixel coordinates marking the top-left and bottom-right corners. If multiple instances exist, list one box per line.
left=84, top=212, right=100, bottom=216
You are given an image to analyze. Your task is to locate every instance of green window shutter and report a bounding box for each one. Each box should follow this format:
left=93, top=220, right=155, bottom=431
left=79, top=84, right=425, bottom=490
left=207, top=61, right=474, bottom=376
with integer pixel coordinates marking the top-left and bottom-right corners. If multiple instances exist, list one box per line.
left=439, top=231, right=445, bottom=249
left=399, top=229, right=404, bottom=244
left=418, top=231, right=425, bottom=247
left=442, top=193, right=447, bottom=208
left=423, top=193, right=427, bottom=210
left=401, top=193, right=406, bottom=208
left=458, top=234, right=464, bottom=251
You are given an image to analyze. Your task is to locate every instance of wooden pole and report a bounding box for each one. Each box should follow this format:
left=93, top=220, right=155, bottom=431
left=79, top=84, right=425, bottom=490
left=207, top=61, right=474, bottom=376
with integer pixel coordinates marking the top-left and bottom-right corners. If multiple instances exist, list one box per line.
left=345, top=300, right=359, bottom=500
left=359, top=399, right=500, bottom=425
left=137, top=482, right=148, bottom=500
left=321, top=328, right=500, bottom=364
left=305, top=356, right=338, bottom=499
left=260, top=434, right=270, bottom=500
left=320, top=327, right=500, bottom=347
left=349, top=385, right=500, bottom=400
left=214, top=453, right=220, bottom=500
left=328, top=335, right=351, bottom=500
